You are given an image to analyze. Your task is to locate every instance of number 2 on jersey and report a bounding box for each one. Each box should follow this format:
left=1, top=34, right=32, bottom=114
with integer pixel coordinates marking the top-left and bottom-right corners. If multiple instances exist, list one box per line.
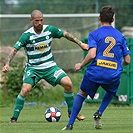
left=103, top=37, right=116, bottom=58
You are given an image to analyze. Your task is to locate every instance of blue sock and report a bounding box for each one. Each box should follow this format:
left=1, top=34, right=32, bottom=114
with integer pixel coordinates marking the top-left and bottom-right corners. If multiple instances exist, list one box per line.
left=67, top=93, right=86, bottom=126
left=98, top=92, right=114, bottom=116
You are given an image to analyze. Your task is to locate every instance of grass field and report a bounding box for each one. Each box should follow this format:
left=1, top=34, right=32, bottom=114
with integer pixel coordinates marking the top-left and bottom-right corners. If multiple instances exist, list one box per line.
left=0, top=104, right=133, bottom=133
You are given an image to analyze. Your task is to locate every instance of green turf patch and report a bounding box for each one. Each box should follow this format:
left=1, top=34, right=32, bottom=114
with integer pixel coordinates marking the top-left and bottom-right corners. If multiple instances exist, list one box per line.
left=0, top=104, right=133, bottom=133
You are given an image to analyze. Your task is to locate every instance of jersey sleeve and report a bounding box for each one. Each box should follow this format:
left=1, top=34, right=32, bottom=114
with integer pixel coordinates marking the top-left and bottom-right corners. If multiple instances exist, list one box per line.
left=88, top=32, right=97, bottom=49
left=14, top=33, right=29, bottom=50
left=121, top=36, right=131, bottom=56
left=49, top=25, right=64, bottom=38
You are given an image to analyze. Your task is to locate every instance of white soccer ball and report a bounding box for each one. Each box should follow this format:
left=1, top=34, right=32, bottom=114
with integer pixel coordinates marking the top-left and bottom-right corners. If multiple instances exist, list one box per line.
left=45, top=107, right=61, bottom=122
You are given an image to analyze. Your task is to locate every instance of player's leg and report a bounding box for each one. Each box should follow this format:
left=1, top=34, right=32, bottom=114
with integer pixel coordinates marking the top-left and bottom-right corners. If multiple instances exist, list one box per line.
left=10, top=68, right=40, bottom=123
left=40, top=66, right=75, bottom=119
left=62, top=73, right=97, bottom=130
left=60, top=76, right=85, bottom=121
left=97, top=92, right=114, bottom=116
left=62, top=90, right=87, bottom=130
left=44, top=66, right=75, bottom=115
left=60, top=76, right=74, bottom=113
left=93, top=82, right=119, bottom=129
left=98, top=81, right=119, bottom=115
left=93, top=92, right=114, bottom=129
left=45, top=66, right=85, bottom=121
left=10, top=83, right=32, bottom=123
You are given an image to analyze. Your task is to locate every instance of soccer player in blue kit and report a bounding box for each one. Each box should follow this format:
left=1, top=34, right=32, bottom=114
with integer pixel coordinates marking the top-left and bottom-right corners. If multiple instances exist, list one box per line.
left=62, top=5, right=131, bottom=130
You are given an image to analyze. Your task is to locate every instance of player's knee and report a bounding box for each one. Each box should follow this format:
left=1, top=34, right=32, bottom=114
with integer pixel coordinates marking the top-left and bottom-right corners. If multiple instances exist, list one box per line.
left=20, top=84, right=32, bottom=96
left=64, top=81, right=73, bottom=92
left=60, top=76, right=73, bottom=91
left=67, top=79, right=72, bottom=87
left=60, top=77, right=73, bottom=92
left=21, top=88, right=30, bottom=96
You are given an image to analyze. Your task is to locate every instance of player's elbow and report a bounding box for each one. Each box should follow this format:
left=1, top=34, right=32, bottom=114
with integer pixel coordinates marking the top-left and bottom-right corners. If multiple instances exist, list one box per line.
left=123, top=55, right=130, bottom=65
left=89, top=48, right=96, bottom=59
left=63, top=31, right=68, bottom=38
left=90, top=53, right=96, bottom=59
left=12, top=48, right=18, bottom=53
left=124, top=60, right=130, bottom=65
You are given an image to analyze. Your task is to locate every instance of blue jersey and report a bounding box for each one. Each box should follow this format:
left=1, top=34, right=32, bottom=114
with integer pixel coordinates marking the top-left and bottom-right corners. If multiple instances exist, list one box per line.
left=86, top=26, right=130, bottom=84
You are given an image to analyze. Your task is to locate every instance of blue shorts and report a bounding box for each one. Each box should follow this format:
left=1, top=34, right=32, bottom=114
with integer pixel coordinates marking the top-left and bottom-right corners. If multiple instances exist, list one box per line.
left=80, top=73, right=120, bottom=99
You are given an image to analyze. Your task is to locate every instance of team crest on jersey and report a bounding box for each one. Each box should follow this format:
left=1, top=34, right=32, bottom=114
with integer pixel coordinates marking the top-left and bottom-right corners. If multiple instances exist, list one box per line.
left=35, top=43, right=47, bottom=52
left=46, top=36, right=49, bottom=40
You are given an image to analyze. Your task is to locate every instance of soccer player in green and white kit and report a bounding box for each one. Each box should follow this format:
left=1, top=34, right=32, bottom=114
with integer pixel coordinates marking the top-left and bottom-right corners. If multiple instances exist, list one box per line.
left=2, top=10, right=88, bottom=123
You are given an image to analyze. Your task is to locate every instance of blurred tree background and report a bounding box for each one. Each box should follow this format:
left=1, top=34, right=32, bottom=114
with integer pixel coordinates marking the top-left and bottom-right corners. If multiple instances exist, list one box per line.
left=0, top=0, right=133, bottom=30
left=0, top=0, right=133, bottom=104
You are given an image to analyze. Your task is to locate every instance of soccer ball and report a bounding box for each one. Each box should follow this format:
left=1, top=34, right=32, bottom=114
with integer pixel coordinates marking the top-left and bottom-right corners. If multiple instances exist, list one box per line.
left=45, top=107, right=61, bottom=122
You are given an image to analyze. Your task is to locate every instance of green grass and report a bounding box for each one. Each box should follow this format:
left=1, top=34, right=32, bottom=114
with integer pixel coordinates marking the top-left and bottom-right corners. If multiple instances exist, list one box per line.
left=0, top=104, right=133, bottom=133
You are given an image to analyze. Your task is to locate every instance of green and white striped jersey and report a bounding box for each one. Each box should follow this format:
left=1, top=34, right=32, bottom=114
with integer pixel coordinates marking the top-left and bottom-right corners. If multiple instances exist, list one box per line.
left=14, top=25, right=64, bottom=69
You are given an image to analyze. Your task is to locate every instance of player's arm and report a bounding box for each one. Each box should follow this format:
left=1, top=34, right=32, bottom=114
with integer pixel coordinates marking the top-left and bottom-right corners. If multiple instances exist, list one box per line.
left=2, top=48, right=18, bottom=73
left=63, top=31, right=88, bottom=51
left=121, top=36, right=131, bottom=66
left=75, top=47, right=96, bottom=71
left=122, top=55, right=130, bottom=66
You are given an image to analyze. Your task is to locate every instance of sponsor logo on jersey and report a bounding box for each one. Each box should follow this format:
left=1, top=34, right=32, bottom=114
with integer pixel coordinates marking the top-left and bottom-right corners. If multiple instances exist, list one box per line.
left=97, top=59, right=117, bottom=69
left=35, top=43, right=47, bottom=52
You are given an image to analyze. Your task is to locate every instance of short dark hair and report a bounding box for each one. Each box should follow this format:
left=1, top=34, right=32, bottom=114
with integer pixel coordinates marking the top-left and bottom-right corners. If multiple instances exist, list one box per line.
left=100, top=6, right=115, bottom=23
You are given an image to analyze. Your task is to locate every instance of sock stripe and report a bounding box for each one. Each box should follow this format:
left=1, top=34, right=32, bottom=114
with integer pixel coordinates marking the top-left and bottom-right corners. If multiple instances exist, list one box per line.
left=64, top=92, right=74, bottom=97
left=18, top=94, right=26, bottom=100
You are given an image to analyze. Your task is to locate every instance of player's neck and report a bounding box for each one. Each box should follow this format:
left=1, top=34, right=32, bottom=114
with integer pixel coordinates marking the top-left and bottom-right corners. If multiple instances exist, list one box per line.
left=100, top=22, right=111, bottom=26
left=34, top=28, right=43, bottom=34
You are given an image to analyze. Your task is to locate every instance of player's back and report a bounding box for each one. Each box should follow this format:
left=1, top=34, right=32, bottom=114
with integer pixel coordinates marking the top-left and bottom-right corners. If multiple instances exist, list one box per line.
left=87, top=26, right=128, bottom=84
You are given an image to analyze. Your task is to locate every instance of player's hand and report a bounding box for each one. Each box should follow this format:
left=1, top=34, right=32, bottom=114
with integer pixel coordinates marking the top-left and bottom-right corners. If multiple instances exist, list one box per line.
left=2, top=64, right=9, bottom=73
left=75, top=63, right=82, bottom=71
left=80, top=43, right=88, bottom=51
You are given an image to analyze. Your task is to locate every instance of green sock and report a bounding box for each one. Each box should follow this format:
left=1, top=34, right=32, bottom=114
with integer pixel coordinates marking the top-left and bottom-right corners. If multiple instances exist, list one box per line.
left=12, top=94, right=26, bottom=119
left=64, top=92, right=74, bottom=113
